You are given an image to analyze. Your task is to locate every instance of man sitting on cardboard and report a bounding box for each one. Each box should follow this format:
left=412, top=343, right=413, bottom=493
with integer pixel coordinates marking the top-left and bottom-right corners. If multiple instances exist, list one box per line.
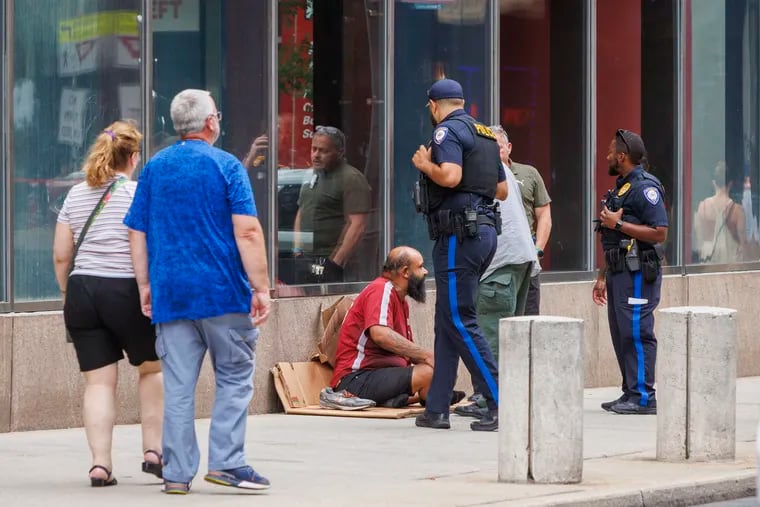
left=329, top=246, right=437, bottom=408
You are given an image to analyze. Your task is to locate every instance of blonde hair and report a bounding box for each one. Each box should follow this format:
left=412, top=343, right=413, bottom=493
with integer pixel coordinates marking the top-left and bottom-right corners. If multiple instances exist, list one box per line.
left=82, top=120, right=142, bottom=187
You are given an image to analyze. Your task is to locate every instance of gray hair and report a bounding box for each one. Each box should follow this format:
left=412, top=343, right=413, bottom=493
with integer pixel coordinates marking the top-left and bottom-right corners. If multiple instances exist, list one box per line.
left=489, top=124, right=509, bottom=144
left=170, top=89, right=215, bottom=136
left=314, top=125, right=346, bottom=155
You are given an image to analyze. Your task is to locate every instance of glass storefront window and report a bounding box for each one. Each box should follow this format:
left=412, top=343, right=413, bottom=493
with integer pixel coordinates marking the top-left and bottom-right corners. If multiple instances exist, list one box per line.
left=276, top=0, right=384, bottom=291
left=500, top=0, right=586, bottom=271
left=687, top=0, right=760, bottom=267
left=597, top=0, right=677, bottom=267
left=12, top=0, right=141, bottom=301
left=393, top=0, right=494, bottom=269
left=151, top=0, right=271, bottom=255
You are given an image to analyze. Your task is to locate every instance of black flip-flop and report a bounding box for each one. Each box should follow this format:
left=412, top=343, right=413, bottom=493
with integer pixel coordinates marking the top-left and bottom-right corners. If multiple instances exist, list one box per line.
left=89, top=465, right=117, bottom=487
left=142, top=449, right=163, bottom=479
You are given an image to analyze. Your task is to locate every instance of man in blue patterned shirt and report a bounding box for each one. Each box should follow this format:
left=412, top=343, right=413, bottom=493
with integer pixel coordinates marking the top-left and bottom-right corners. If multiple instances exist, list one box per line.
left=125, top=89, right=271, bottom=494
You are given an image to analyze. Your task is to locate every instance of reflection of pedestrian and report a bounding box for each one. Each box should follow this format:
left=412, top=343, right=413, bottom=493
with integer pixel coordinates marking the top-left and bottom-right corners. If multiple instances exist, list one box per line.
left=53, top=121, right=163, bottom=487
left=125, top=89, right=272, bottom=494
left=593, top=129, right=668, bottom=415
left=694, top=162, right=745, bottom=263
left=293, top=126, right=371, bottom=283
left=411, top=79, right=505, bottom=432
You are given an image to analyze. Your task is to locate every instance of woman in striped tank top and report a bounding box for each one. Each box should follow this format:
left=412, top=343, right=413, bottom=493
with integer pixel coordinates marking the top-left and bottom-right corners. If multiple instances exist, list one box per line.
left=53, top=121, right=164, bottom=487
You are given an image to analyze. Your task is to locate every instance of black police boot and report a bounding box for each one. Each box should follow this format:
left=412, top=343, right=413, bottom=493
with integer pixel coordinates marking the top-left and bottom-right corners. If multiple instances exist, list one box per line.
left=415, top=411, right=450, bottom=429
left=454, top=403, right=488, bottom=418
left=601, top=394, right=628, bottom=412
left=450, top=390, right=467, bottom=405
left=470, top=410, right=498, bottom=432
left=610, top=398, right=656, bottom=415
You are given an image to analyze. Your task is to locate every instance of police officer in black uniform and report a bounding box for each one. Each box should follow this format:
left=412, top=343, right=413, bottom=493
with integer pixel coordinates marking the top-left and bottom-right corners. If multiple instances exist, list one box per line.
left=593, top=129, right=668, bottom=415
left=411, top=79, right=507, bottom=431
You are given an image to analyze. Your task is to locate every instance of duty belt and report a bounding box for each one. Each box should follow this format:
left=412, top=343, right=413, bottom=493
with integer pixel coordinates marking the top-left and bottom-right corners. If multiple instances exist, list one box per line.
left=426, top=209, right=498, bottom=242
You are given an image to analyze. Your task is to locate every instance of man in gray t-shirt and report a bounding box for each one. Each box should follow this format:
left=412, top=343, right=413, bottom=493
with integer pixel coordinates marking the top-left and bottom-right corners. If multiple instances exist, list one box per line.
left=476, top=127, right=539, bottom=358
left=504, top=137, right=552, bottom=315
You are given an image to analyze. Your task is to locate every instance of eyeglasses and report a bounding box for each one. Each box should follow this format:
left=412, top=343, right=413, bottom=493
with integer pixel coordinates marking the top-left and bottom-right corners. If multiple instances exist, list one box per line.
left=616, top=129, right=631, bottom=153
left=209, top=111, right=223, bottom=122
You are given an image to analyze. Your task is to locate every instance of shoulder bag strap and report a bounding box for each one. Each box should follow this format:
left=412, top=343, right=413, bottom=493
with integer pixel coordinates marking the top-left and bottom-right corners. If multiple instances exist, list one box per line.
left=704, top=200, right=738, bottom=262
left=67, top=178, right=128, bottom=276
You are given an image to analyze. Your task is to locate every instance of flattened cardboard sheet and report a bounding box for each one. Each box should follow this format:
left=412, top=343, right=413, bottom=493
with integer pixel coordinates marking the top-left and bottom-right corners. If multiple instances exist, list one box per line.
left=271, top=361, right=426, bottom=419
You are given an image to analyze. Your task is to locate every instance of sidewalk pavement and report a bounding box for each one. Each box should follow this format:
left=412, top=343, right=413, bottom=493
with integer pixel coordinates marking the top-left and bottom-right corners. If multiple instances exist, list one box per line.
left=1, top=379, right=758, bottom=507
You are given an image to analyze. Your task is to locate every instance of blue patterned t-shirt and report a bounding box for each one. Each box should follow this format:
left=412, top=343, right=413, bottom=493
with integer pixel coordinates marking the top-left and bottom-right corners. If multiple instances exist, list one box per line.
left=124, top=139, right=258, bottom=324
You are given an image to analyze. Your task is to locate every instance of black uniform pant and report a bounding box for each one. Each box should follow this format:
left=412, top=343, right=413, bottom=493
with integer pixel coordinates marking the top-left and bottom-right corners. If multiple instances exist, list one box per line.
left=606, top=267, right=661, bottom=406
left=426, top=224, right=499, bottom=415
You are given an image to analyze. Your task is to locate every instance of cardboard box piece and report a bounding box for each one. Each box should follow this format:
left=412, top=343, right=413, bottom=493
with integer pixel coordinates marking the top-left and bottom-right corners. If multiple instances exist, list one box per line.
left=316, top=296, right=354, bottom=367
left=271, top=361, right=427, bottom=419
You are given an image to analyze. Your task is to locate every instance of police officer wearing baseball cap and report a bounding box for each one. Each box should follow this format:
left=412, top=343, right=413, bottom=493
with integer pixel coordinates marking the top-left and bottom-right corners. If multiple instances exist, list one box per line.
left=593, top=129, right=668, bottom=415
left=411, top=78, right=507, bottom=431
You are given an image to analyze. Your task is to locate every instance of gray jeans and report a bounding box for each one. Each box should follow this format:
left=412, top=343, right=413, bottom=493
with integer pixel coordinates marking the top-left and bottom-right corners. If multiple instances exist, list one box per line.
left=156, top=313, right=259, bottom=483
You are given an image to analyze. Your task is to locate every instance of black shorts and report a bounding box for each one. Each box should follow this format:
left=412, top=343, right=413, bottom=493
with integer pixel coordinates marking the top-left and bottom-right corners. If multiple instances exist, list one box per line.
left=64, top=275, right=157, bottom=372
left=335, top=366, right=413, bottom=404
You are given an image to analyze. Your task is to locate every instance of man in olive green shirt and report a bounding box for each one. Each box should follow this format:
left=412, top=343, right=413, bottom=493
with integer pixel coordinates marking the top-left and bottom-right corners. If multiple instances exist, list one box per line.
left=503, top=132, right=552, bottom=315
left=293, top=126, right=371, bottom=283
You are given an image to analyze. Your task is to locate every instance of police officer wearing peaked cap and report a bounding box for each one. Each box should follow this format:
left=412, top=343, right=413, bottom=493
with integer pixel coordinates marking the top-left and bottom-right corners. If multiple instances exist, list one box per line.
left=593, top=129, right=668, bottom=415
left=411, top=78, right=507, bottom=432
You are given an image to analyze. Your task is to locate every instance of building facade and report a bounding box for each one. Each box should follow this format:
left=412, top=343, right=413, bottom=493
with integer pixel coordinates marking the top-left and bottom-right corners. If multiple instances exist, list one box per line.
left=1, top=0, right=760, bottom=430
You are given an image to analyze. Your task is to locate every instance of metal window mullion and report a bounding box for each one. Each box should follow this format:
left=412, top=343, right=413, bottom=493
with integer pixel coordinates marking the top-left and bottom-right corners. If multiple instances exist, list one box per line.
left=140, top=0, right=153, bottom=160
left=675, top=0, right=685, bottom=273
left=3, top=0, right=14, bottom=305
left=382, top=0, right=394, bottom=257
left=489, top=0, right=499, bottom=124
left=586, top=0, right=597, bottom=272
left=268, top=0, right=278, bottom=291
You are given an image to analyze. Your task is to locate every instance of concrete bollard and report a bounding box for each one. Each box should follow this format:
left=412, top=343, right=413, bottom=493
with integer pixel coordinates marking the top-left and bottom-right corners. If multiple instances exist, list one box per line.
left=656, top=306, right=737, bottom=462
left=498, top=316, right=584, bottom=484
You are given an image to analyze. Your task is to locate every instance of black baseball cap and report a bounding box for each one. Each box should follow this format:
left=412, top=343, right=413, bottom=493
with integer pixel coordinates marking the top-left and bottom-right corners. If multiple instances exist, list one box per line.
left=616, top=129, right=647, bottom=163
left=427, top=79, right=464, bottom=101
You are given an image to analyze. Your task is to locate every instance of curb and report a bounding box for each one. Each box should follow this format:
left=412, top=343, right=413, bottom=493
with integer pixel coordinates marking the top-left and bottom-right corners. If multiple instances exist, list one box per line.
left=521, top=471, right=756, bottom=507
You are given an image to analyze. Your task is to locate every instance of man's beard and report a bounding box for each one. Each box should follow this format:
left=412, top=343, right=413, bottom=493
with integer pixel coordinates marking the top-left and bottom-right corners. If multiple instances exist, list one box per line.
left=608, top=160, right=619, bottom=176
left=407, top=273, right=427, bottom=303
left=429, top=113, right=437, bottom=128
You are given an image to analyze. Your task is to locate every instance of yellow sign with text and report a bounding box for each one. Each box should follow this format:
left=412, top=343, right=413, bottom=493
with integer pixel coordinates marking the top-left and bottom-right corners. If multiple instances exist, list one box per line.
left=58, top=11, right=138, bottom=43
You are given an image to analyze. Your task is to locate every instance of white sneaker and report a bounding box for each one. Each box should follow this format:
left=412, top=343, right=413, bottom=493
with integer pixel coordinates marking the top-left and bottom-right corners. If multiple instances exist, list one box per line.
left=319, top=387, right=376, bottom=410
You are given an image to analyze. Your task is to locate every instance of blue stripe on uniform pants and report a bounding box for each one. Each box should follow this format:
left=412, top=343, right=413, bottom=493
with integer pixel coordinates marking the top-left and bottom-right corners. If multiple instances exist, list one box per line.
left=631, top=271, right=648, bottom=406
left=447, top=235, right=499, bottom=403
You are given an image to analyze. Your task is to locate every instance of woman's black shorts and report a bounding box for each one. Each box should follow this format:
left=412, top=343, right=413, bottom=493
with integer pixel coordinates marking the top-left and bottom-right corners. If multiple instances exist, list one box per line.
left=64, top=275, right=157, bottom=372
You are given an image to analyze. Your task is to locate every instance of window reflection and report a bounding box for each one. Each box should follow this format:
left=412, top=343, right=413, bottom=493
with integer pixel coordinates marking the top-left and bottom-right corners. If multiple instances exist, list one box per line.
left=597, top=0, right=676, bottom=266
left=13, top=1, right=140, bottom=301
left=501, top=0, right=585, bottom=271
left=276, top=0, right=383, bottom=291
left=392, top=0, right=493, bottom=270
left=152, top=1, right=271, bottom=243
left=688, top=0, right=760, bottom=265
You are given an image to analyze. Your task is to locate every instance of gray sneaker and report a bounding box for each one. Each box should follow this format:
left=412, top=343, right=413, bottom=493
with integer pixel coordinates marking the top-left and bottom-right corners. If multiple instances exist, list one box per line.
left=319, top=387, right=376, bottom=411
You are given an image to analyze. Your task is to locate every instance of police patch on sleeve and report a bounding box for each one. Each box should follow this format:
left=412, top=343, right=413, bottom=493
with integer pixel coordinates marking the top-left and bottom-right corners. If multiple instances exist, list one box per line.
left=433, top=127, right=449, bottom=145
left=644, top=187, right=660, bottom=205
